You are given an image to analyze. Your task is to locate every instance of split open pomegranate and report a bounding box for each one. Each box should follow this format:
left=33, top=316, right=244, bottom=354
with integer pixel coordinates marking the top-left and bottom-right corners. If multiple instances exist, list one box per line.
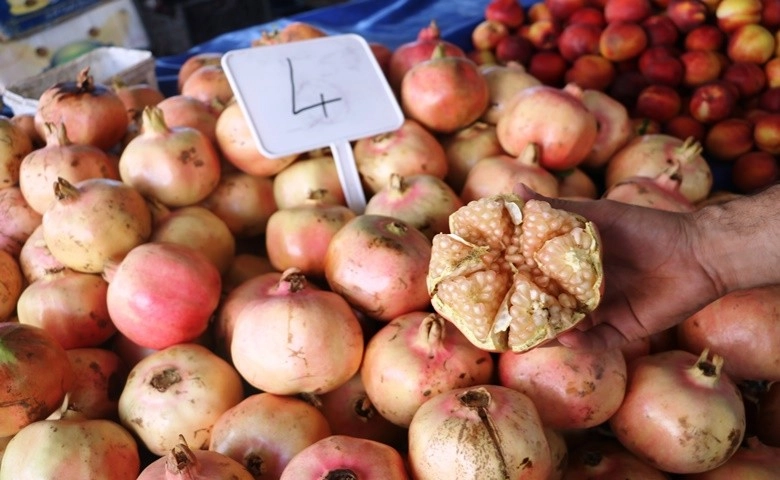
left=427, top=193, right=603, bottom=352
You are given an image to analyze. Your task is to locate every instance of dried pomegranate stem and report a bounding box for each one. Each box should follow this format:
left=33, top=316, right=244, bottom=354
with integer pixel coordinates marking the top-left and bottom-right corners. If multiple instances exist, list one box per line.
left=52, top=177, right=79, bottom=201
left=325, top=469, right=357, bottom=480
left=459, top=388, right=510, bottom=479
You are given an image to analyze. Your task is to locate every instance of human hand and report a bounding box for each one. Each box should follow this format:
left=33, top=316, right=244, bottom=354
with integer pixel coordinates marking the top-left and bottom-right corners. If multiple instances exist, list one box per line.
left=515, top=184, right=722, bottom=351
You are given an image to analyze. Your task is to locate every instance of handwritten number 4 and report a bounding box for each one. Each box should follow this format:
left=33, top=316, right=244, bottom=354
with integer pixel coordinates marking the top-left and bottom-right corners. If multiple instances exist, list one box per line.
left=287, top=58, right=342, bottom=118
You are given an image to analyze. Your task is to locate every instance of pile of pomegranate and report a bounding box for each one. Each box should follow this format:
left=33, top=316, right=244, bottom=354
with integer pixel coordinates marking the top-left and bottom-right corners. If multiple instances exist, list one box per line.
left=0, top=5, right=778, bottom=478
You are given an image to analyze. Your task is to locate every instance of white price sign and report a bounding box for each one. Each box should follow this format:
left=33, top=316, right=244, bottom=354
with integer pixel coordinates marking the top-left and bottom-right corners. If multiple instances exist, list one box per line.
left=221, top=34, right=405, bottom=213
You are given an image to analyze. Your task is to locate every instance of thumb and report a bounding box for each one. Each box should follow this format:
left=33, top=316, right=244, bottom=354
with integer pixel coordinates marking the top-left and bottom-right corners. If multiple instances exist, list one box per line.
left=513, top=183, right=597, bottom=217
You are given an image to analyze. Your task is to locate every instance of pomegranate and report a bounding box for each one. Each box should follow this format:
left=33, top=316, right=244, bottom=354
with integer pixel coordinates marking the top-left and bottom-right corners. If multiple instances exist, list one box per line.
left=557, top=168, right=599, bottom=199
left=498, top=344, right=627, bottom=429
left=605, top=134, right=713, bottom=203
left=496, top=83, right=599, bottom=171
left=105, top=241, right=221, bottom=350
left=155, top=94, right=219, bottom=144
left=41, top=177, right=152, bottom=273
left=440, top=121, right=505, bottom=193
left=230, top=268, right=364, bottom=395
left=401, top=43, right=490, bottom=133
left=604, top=169, right=698, bottom=212
left=682, top=437, right=780, bottom=479
left=428, top=193, right=603, bottom=352
left=118, top=343, right=244, bottom=456
left=138, top=436, right=254, bottom=480
left=280, top=435, right=410, bottom=480
left=120, top=106, right=221, bottom=207
left=0, top=115, right=33, bottom=188
left=265, top=199, right=356, bottom=278
left=34, top=67, right=129, bottom=151
left=19, top=122, right=119, bottom=214
left=112, top=79, right=165, bottom=123
left=408, top=385, right=553, bottom=479
left=271, top=154, right=345, bottom=209
left=0, top=186, right=42, bottom=257
left=563, top=438, right=671, bottom=479
left=221, top=253, right=275, bottom=294
left=209, top=392, right=332, bottom=479
left=213, top=270, right=284, bottom=359
left=353, top=118, right=448, bottom=195
left=0, top=323, right=74, bottom=437
left=580, top=88, right=634, bottom=169
left=180, top=64, right=233, bottom=113
left=388, top=20, right=466, bottom=92
left=610, top=349, right=746, bottom=474
left=215, top=99, right=299, bottom=176
left=17, top=224, right=67, bottom=283
left=16, top=269, right=115, bottom=349
left=177, top=52, right=223, bottom=93
left=460, top=144, right=560, bottom=202
left=324, top=214, right=433, bottom=321
left=0, top=250, right=22, bottom=321
left=364, top=173, right=463, bottom=240
left=678, top=285, right=780, bottom=382
left=0, top=410, right=140, bottom=480
left=200, top=170, right=277, bottom=238
left=150, top=205, right=236, bottom=275
left=315, top=372, right=408, bottom=448
left=66, top=347, right=127, bottom=420
left=361, top=311, right=495, bottom=427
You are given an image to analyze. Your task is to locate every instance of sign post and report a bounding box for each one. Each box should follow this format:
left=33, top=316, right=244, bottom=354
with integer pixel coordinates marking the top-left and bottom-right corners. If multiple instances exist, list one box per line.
left=221, top=33, right=405, bottom=213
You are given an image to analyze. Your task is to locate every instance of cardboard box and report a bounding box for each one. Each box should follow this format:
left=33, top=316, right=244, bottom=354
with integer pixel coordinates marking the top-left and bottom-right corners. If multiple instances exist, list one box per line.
left=2, top=46, right=156, bottom=115
left=0, top=0, right=150, bottom=91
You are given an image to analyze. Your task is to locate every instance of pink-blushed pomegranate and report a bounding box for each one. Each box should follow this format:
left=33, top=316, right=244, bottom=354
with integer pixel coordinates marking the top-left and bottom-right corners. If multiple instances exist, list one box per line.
left=212, top=270, right=284, bottom=360
left=19, top=122, right=119, bottom=214
left=265, top=199, right=355, bottom=278
left=428, top=193, right=602, bottom=352
left=209, top=393, right=332, bottom=479
left=41, top=177, right=152, bottom=273
left=440, top=121, right=505, bottom=193
left=138, top=436, right=254, bottom=480
left=479, top=62, right=542, bottom=125
left=105, top=241, right=221, bottom=350
left=557, top=167, right=599, bottom=199
left=155, top=94, right=219, bottom=144
left=120, top=106, right=221, bottom=208
left=606, top=134, right=713, bottom=203
left=0, top=186, right=42, bottom=257
left=16, top=269, right=115, bottom=349
left=388, top=20, right=466, bottom=92
left=0, top=115, right=33, bottom=188
left=280, top=435, right=410, bottom=480
left=364, top=173, right=463, bottom=241
left=353, top=118, right=449, bottom=195
left=112, top=80, right=165, bottom=125
left=324, top=214, right=433, bottom=321
left=498, top=344, right=627, bottom=429
left=603, top=168, right=697, bottom=212
left=215, top=100, right=299, bottom=176
left=200, top=170, right=278, bottom=238
left=678, top=285, right=780, bottom=382
left=66, top=347, right=128, bottom=420
left=180, top=64, right=233, bottom=114
left=563, top=438, right=671, bottom=479
left=271, top=154, right=346, bottom=209
left=460, top=144, right=560, bottom=202
left=230, top=268, right=364, bottom=395
left=681, top=437, right=780, bottom=479
left=408, top=384, right=553, bottom=479
left=0, top=410, right=140, bottom=480
left=221, top=253, right=275, bottom=294
left=177, top=52, right=223, bottom=93
left=361, top=311, right=495, bottom=427
left=315, top=372, right=409, bottom=448
left=496, top=83, right=599, bottom=171
left=118, top=343, right=244, bottom=456
left=18, top=224, right=67, bottom=284
left=34, top=67, right=129, bottom=151
left=0, top=323, right=74, bottom=437
left=150, top=204, right=236, bottom=275
left=0, top=250, right=22, bottom=321
left=401, top=43, right=490, bottom=134
left=610, top=349, right=746, bottom=474
left=580, top=88, right=634, bottom=169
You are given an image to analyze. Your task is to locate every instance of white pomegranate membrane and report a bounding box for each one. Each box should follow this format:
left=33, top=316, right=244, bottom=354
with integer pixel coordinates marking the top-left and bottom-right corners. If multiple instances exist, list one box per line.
left=427, top=193, right=602, bottom=352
